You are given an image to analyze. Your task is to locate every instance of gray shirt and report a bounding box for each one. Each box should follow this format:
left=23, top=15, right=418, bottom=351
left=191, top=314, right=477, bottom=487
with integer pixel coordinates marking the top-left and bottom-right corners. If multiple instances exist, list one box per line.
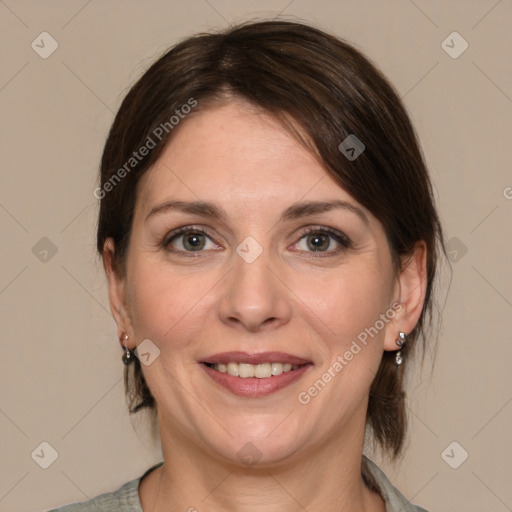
left=48, top=456, right=429, bottom=511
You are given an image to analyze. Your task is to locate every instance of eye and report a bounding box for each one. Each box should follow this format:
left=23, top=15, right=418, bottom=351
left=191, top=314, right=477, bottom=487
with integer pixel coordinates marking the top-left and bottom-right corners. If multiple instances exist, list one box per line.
left=163, top=226, right=221, bottom=253
left=292, top=227, right=352, bottom=255
left=161, top=225, right=351, bottom=256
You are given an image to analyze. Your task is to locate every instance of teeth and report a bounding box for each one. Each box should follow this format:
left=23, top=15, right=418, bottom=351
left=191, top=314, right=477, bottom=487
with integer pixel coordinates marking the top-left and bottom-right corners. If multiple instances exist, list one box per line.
left=226, top=362, right=239, bottom=377
left=239, top=363, right=255, bottom=378
left=271, top=362, right=283, bottom=376
left=255, top=363, right=272, bottom=378
left=212, top=362, right=300, bottom=378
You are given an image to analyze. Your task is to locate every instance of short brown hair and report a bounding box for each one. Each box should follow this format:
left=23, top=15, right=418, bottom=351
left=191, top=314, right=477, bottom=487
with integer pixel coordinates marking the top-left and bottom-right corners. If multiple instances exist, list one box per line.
left=97, top=20, right=446, bottom=461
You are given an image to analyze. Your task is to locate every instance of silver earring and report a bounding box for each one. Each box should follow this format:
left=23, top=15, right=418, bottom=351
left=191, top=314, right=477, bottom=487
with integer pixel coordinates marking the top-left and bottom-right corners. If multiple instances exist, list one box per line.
left=121, top=334, right=134, bottom=365
left=395, top=331, right=406, bottom=366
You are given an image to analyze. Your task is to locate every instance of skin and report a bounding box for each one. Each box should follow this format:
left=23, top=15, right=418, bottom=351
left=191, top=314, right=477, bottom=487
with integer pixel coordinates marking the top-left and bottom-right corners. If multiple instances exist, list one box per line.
left=103, top=99, right=427, bottom=512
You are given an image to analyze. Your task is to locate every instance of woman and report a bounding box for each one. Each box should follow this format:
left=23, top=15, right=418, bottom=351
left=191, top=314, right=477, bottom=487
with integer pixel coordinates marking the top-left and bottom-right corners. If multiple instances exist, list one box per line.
left=51, top=19, right=445, bottom=512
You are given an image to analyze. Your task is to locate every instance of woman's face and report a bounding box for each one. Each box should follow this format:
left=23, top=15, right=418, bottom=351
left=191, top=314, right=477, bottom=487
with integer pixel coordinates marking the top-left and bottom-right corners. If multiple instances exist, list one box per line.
left=109, top=100, right=413, bottom=465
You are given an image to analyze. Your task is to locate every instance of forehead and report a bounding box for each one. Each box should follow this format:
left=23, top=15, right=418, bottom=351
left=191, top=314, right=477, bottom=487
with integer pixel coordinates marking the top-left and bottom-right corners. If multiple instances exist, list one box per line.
left=135, top=101, right=373, bottom=226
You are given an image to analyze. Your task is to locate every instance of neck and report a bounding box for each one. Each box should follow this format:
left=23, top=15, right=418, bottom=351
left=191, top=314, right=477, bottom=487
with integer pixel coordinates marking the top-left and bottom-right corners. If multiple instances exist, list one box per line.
left=141, top=410, right=385, bottom=512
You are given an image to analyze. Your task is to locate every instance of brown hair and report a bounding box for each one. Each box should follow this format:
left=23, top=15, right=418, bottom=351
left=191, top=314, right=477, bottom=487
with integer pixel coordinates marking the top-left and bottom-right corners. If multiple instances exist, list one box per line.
left=97, top=20, right=446, bottom=462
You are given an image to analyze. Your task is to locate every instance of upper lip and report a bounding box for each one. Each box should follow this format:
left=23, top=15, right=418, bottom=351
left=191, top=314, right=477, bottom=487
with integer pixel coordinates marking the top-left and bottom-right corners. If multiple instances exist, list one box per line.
left=201, top=351, right=312, bottom=366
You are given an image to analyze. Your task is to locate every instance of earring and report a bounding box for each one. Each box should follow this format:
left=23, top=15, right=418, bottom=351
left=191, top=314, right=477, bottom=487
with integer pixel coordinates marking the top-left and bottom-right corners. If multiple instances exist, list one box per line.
left=395, top=331, right=407, bottom=366
left=120, top=333, right=134, bottom=365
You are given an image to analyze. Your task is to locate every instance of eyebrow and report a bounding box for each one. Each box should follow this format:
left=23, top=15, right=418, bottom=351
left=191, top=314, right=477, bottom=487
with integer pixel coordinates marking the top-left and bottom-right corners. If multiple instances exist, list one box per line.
left=145, top=199, right=369, bottom=226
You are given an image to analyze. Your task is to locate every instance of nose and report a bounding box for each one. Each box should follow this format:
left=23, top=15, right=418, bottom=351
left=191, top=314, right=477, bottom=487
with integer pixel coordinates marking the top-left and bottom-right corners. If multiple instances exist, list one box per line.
left=218, top=246, right=292, bottom=333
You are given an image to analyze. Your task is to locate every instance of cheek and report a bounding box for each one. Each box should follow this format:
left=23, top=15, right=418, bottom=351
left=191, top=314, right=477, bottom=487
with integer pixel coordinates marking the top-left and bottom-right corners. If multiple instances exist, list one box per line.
left=302, top=261, right=394, bottom=348
left=125, top=252, right=218, bottom=351
left=289, top=264, right=395, bottom=431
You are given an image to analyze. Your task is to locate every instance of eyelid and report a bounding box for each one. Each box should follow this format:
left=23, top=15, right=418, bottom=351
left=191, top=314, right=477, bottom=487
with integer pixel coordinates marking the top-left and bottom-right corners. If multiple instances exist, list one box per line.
left=161, top=224, right=352, bottom=254
left=291, top=225, right=353, bottom=256
left=295, top=225, right=351, bottom=246
left=162, top=225, right=221, bottom=249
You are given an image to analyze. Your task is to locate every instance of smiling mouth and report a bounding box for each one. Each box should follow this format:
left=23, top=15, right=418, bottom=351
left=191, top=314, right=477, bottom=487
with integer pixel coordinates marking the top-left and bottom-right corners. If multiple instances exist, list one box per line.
left=203, top=362, right=310, bottom=379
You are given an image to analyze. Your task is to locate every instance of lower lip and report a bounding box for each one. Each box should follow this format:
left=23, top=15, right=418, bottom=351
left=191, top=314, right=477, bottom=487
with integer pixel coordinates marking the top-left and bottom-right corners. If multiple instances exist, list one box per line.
left=200, top=363, right=313, bottom=397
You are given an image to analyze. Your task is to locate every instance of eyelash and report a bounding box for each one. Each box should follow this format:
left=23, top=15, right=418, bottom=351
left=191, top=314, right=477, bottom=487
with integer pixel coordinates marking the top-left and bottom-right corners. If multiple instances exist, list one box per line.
left=161, top=225, right=352, bottom=257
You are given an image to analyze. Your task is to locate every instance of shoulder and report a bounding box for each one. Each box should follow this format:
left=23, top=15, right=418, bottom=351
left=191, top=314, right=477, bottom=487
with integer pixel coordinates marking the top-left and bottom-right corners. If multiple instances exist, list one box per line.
left=362, top=456, right=430, bottom=512
left=47, top=480, right=139, bottom=512
left=47, top=462, right=163, bottom=512
left=47, top=480, right=140, bottom=512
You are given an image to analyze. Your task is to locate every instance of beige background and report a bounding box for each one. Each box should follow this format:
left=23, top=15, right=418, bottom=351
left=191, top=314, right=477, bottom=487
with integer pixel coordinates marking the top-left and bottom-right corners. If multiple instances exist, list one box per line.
left=1, top=1, right=511, bottom=511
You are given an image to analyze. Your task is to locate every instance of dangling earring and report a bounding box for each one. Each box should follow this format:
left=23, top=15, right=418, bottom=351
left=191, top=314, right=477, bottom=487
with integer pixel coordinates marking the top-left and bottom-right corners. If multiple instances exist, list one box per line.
left=395, top=331, right=407, bottom=365
left=120, top=333, right=134, bottom=365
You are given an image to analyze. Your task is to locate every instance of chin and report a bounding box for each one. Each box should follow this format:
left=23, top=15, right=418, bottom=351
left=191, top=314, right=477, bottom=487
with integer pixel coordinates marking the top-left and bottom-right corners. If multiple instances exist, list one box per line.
left=201, top=425, right=308, bottom=469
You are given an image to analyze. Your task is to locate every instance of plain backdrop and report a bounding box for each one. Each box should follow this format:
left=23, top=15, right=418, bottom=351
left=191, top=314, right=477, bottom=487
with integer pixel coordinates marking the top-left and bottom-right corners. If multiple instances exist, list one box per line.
left=1, top=1, right=511, bottom=511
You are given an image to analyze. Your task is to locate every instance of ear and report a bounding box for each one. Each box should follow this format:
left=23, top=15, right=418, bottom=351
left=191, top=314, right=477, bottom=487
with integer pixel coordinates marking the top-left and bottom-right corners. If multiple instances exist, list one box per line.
left=383, top=240, right=428, bottom=351
left=102, top=238, right=134, bottom=348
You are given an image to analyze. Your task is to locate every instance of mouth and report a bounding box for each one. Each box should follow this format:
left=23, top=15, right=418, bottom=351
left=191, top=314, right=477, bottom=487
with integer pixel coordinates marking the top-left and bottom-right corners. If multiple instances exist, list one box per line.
left=199, top=351, right=313, bottom=397
left=202, top=361, right=308, bottom=378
